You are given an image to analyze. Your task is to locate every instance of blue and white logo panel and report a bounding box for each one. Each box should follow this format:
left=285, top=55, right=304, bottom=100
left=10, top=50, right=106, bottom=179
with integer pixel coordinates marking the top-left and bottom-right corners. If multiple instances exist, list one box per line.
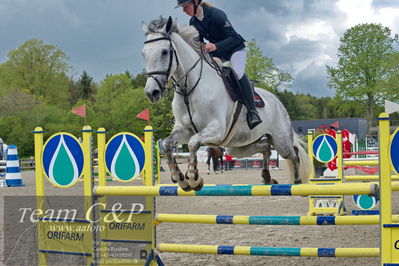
left=105, top=133, right=145, bottom=182
left=312, top=134, right=338, bottom=163
left=42, top=133, right=84, bottom=187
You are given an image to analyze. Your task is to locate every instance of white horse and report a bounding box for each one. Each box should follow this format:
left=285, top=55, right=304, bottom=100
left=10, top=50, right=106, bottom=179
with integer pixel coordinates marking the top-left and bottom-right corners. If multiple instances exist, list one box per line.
left=142, top=17, right=310, bottom=191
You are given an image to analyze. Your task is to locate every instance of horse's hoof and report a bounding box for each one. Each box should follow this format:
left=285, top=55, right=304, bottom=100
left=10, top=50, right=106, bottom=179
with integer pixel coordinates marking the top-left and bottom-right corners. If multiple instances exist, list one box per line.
left=261, top=169, right=272, bottom=183
left=180, top=185, right=193, bottom=192
left=191, top=178, right=204, bottom=191
left=171, top=172, right=184, bottom=183
left=272, top=179, right=278, bottom=184
left=294, top=179, right=302, bottom=184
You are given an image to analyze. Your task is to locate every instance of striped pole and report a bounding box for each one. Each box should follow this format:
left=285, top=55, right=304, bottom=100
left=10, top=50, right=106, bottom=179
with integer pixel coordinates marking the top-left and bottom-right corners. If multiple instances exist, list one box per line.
left=157, top=244, right=379, bottom=257
left=155, top=213, right=399, bottom=226
left=5, top=144, right=24, bottom=186
left=94, top=183, right=378, bottom=197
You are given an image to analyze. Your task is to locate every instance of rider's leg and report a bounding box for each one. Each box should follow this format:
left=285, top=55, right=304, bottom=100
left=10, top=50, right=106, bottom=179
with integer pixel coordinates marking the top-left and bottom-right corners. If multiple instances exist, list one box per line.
left=230, top=50, right=262, bottom=129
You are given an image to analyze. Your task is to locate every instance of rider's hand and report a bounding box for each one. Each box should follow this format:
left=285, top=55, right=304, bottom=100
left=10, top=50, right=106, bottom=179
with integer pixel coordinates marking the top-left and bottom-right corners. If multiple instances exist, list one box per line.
left=202, top=43, right=216, bottom=52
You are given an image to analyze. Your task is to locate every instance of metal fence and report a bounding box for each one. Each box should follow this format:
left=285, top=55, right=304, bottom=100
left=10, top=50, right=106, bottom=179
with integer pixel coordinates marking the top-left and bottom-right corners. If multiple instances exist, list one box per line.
left=0, top=159, right=35, bottom=172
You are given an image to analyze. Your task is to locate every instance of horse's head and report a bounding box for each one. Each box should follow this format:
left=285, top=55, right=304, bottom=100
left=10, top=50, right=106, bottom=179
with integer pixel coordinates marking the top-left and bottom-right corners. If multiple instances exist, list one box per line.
left=142, top=17, right=178, bottom=103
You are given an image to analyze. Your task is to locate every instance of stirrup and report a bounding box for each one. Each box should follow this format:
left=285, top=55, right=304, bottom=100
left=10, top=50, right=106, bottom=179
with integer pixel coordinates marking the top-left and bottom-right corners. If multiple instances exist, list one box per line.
left=247, top=111, right=262, bottom=129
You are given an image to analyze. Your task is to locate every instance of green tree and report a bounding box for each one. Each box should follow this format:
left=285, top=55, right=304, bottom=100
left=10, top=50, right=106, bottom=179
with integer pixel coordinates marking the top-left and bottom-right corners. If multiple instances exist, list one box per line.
left=68, top=71, right=96, bottom=106
left=275, top=90, right=300, bottom=119
left=78, top=71, right=96, bottom=101
left=149, top=92, right=174, bottom=139
left=327, top=23, right=399, bottom=125
left=379, top=51, right=399, bottom=97
left=245, top=39, right=293, bottom=90
left=0, top=39, right=71, bottom=105
left=94, top=74, right=147, bottom=135
left=131, top=71, right=147, bottom=89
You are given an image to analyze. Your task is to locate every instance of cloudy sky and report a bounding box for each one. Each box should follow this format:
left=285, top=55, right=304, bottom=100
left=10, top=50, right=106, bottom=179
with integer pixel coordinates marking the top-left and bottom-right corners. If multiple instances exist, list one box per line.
left=1, top=0, right=399, bottom=97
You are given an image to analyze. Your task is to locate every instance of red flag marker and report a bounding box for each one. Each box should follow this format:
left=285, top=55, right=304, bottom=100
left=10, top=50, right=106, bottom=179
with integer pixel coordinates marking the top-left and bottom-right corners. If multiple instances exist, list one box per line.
left=136, top=109, right=150, bottom=125
left=72, top=104, right=86, bottom=118
left=330, top=121, right=339, bottom=129
left=72, top=104, right=87, bottom=125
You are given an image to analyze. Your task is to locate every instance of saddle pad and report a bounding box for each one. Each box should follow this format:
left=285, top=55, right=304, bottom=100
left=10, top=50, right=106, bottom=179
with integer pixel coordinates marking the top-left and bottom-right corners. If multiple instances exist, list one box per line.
left=221, top=66, right=265, bottom=108
left=254, top=93, right=265, bottom=108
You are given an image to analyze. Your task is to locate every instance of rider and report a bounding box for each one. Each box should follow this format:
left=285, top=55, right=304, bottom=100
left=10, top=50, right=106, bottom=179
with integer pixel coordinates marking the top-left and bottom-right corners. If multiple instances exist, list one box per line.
left=175, top=0, right=262, bottom=129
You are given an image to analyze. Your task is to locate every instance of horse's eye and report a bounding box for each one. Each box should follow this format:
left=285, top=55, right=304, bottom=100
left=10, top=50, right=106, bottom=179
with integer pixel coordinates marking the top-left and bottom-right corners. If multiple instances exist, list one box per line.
left=161, top=49, right=169, bottom=56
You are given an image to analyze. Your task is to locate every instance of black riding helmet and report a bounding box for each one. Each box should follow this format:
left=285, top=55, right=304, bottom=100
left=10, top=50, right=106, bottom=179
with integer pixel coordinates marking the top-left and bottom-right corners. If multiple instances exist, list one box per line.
left=175, top=0, right=203, bottom=14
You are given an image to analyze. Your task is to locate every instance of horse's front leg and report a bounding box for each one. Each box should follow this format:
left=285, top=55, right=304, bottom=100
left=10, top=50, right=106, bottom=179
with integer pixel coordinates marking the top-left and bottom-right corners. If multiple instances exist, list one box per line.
left=186, top=126, right=223, bottom=190
left=163, top=127, right=192, bottom=191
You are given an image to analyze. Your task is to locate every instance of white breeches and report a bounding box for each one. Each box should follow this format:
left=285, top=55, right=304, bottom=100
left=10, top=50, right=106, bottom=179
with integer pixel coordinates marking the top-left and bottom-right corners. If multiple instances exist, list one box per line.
left=230, top=49, right=247, bottom=79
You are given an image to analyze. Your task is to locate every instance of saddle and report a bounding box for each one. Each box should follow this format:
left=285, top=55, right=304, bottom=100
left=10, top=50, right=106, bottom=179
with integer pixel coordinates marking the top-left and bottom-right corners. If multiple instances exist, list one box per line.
left=209, top=61, right=265, bottom=146
left=220, top=66, right=265, bottom=108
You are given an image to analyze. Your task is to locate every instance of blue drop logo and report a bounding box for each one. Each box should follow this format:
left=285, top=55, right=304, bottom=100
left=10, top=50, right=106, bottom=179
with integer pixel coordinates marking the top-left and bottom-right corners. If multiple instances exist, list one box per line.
left=105, top=133, right=145, bottom=182
left=313, top=134, right=338, bottom=163
left=42, top=133, right=84, bottom=187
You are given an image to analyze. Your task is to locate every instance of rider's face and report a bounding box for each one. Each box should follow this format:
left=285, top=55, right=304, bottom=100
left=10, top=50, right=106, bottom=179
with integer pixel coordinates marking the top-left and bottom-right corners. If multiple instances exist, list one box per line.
left=182, top=2, right=195, bottom=16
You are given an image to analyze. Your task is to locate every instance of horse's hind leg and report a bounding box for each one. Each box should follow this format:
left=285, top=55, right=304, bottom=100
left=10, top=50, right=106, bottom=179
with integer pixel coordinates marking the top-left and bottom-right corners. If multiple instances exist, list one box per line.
left=291, top=146, right=302, bottom=184
left=262, top=147, right=278, bottom=184
left=226, top=136, right=275, bottom=184
left=276, top=144, right=302, bottom=184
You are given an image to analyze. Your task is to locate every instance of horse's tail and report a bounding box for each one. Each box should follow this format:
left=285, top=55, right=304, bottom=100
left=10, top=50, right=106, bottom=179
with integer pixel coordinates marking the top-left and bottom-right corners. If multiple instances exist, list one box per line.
left=290, top=133, right=312, bottom=183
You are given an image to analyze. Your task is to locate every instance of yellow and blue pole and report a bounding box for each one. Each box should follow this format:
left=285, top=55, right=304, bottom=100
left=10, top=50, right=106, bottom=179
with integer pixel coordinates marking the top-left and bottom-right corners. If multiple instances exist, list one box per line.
left=95, top=183, right=378, bottom=197
left=81, top=126, right=93, bottom=266
left=155, top=213, right=399, bottom=226
left=307, top=129, right=315, bottom=180
left=337, top=130, right=343, bottom=181
left=96, top=127, right=108, bottom=262
left=335, top=130, right=346, bottom=215
left=379, top=113, right=395, bottom=264
left=307, top=129, right=317, bottom=216
left=157, top=244, right=379, bottom=257
left=143, top=125, right=157, bottom=265
left=34, top=127, right=47, bottom=266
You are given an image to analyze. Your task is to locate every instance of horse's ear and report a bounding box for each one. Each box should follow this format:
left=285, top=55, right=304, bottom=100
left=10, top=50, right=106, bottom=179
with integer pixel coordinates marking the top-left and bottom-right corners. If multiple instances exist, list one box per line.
left=165, top=16, right=173, bottom=34
left=142, top=21, right=149, bottom=34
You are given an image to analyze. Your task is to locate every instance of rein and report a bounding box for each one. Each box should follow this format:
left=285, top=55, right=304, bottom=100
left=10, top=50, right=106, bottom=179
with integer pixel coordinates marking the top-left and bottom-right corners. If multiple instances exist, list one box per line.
left=144, top=34, right=204, bottom=134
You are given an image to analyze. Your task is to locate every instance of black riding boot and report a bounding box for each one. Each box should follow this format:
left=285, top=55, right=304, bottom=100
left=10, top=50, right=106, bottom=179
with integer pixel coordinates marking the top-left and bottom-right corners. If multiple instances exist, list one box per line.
left=239, top=74, right=262, bottom=129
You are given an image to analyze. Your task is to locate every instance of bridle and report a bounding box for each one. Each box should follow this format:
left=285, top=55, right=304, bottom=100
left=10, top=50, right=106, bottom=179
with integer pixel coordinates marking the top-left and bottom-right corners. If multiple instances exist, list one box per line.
left=144, top=36, right=178, bottom=92
left=143, top=33, right=204, bottom=133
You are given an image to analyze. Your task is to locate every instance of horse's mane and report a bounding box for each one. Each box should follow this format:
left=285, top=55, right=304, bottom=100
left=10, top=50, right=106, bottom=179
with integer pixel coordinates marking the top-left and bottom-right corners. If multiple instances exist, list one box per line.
left=146, top=17, right=205, bottom=57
